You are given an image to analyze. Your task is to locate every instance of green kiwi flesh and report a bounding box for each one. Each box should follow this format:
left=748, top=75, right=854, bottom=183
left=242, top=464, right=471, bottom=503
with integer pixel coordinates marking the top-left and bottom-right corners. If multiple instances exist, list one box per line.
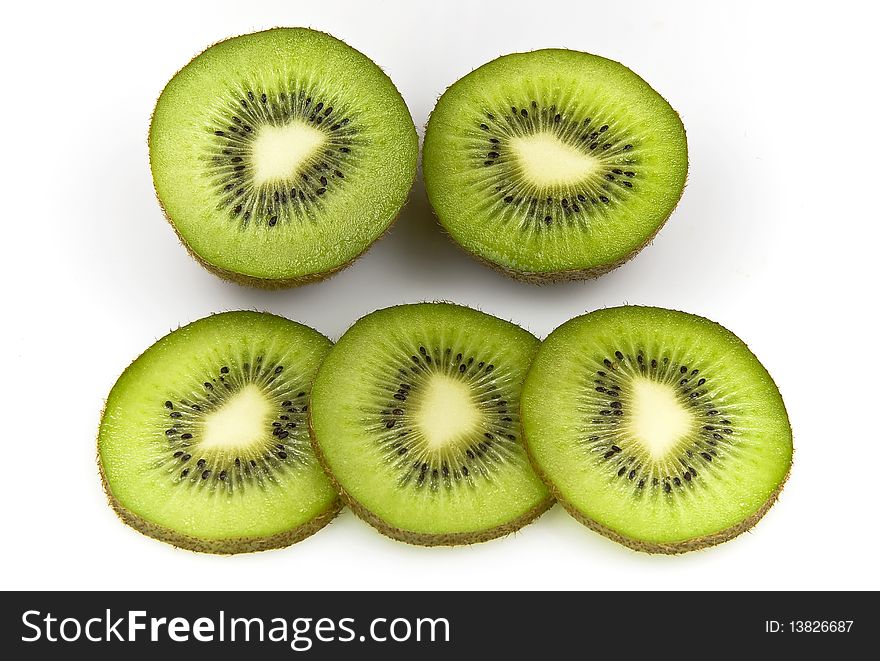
left=423, top=50, right=687, bottom=282
left=521, top=306, right=792, bottom=553
left=309, top=303, right=552, bottom=545
left=149, top=28, right=418, bottom=288
left=98, top=312, right=341, bottom=554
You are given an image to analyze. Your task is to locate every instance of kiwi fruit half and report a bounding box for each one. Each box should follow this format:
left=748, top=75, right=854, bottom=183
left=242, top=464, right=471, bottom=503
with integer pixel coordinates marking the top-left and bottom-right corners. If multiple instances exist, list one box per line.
left=423, top=50, right=687, bottom=282
left=521, top=306, right=792, bottom=553
left=309, top=303, right=552, bottom=545
left=98, top=311, right=341, bottom=554
left=149, top=28, right=418, bottom=288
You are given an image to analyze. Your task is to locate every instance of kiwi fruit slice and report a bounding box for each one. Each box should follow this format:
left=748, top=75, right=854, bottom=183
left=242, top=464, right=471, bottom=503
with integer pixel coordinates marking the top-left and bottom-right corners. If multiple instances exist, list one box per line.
left=149, top=28, right=418, bottom=288
left=98, top=311, right=341, bottom=554
left=521, top=306, right=792, bottom=553
left=309, top=303, right=552, bottom=545
left=423, top=50, right=687, bottom=282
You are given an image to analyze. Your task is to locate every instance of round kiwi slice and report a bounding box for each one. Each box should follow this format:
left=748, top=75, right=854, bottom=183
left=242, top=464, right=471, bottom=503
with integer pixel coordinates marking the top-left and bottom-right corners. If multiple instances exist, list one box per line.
left=149, top=28, right=418, bottom=288
left=309, top=303, right=552, bottom=545
left=521, top=306, right=792, bottom=553
left=423, top=50, right=687, bottom=282
left=98, top=311, right=341, bottom=554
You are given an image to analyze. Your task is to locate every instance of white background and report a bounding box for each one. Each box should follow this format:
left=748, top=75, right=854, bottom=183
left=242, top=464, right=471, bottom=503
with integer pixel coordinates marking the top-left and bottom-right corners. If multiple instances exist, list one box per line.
left=2, top=0, right=877, bottom=591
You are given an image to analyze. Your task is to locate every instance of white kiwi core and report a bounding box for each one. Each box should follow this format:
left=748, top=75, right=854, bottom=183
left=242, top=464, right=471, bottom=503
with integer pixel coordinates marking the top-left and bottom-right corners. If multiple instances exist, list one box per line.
left=200, top=384, right=272, bottom=451
left=510, top=132, right=601, bottom=188
left=627, top=377, right=695, bottom=459
left=414, top=374, right=482, bottom=450
left=251, top=121, right=326, bottom=185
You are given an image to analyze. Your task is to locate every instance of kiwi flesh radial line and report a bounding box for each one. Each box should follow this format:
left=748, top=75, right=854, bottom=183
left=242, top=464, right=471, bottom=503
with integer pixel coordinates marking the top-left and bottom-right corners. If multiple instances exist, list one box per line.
left=422, top=49, right=688, bottom=282
left=309, top=303, right=553, bottom=546
left=149, top=28, right=418, bottom=288
left=97, top=312, right=341, bottom=554
left=521, top=306, right=792, bottom=554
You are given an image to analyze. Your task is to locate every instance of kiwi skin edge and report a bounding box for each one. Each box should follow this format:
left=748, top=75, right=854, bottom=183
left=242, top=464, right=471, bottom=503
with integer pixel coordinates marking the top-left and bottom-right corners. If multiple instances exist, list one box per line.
left=429, top=178, right=684, bottom=284
left=97, top=454, right=343, bottom=555
left=520, top=410, right=793, bottom=555
left=446, top=216, right=669, bottom=284
left=151, top=171, right=408, bottom=291
left=307, top=412, right=555, bottom=547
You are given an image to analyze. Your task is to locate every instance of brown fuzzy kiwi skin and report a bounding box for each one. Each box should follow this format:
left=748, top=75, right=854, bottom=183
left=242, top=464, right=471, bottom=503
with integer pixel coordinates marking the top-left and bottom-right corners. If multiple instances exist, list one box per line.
left=147, top=29, right=416, bottom=291
left=307, top=410, right=554, bottom=547
left=157, top=192, right=401, bottom=290
left=446, top=212, right=673, bottom=284
left=527, top=453, right=789, bottom=554
left=98, top=455, right=342, bottom=555
left=96, top=410, right=343, bottom=555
